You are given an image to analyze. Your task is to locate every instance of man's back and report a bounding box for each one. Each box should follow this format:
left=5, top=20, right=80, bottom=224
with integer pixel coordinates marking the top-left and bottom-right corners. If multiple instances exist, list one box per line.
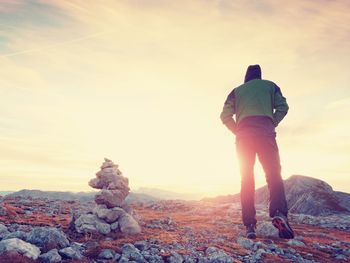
left=220, top=66, right=289, bottom=137
left=234, top=79, right=277, bottom=123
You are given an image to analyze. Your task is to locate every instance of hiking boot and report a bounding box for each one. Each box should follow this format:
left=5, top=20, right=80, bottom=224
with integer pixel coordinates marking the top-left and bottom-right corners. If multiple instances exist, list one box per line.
left=272, top=211, right=294, bottom=239
left=246, top=224, right=256, bottom=239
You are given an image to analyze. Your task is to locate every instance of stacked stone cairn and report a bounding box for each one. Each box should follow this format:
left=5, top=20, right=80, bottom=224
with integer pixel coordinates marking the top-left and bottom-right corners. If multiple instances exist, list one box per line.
left=74, top=158, right=141, bottom=235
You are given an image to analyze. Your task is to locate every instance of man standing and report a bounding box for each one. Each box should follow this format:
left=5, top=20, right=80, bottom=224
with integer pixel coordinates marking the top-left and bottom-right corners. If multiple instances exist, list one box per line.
left=220, top=65, right=294, bottom=239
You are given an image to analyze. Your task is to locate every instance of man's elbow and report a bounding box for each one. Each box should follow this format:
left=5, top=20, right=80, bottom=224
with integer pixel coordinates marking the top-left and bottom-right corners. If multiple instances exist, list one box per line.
left=220, top=112, right=231, bottom=124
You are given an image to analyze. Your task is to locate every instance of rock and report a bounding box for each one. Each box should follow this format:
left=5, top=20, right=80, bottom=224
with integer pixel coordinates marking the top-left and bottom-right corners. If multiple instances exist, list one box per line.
left=255, top=175, right=350, bottom=216
left=95, top=220, right=111, bottom=235
left=98, top=248, right=115, bottom=259
left=134, top=241, right=148, bottom=251
left=2, top=230, right=28, bottom=241
left=256, top=221, right=279, bottom=238
left=95, top=189, right=128, bottom=208
left=95, top=205, right=125, bottom=223
left=83, top=240, right=99, bottom=251
left=70, top=242, right=85, bottom=255
left=287, top=239, right=306, bottom=247
left=27, top=227, right=69, bottom=252
left=0, top=224, right=8, bottom=234
left=0, top=238, right=41, bottom=260
left=0, top=205, right=6, bottom=216
left=236, top=237, right=255, bottom=250
left=0, top=224, right=9, bottom=239
left=89, top=159, right=129, bottom=192
left=59, top=246, right=83, bottom=260
left=205, top=246, right=233, bottom=263
left=119, top=213, right=142, bottom=234
left=39, top=248, right=62, bottom=263
left=75, top=214, right=111, bottom=235
left=253, top=248, right=266, bottom=261
left=101, top=158, right=116, bottom=169
left=111, top=221, right=119, bottom=231
left=122, top=243, right=147, bottom=262
left=168, top=251, right=184, bottom=263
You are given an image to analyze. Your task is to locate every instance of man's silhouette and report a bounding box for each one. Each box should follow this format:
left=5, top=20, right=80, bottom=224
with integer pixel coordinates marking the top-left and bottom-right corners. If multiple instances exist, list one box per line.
left=220, top=65, right=294, bottom=239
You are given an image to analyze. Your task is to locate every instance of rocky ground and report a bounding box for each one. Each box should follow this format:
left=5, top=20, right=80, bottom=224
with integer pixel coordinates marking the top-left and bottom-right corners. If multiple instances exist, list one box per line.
left=0, top=197, right=349, bottom=263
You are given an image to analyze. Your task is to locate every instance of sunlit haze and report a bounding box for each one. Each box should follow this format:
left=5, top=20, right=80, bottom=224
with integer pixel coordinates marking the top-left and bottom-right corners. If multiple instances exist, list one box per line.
left=0, top=0, right=349, bottom=197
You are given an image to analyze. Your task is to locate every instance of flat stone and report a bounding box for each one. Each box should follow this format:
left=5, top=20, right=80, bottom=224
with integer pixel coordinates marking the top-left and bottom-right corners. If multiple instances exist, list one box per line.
left=0, top=238, right=41, bottom=260
left=95, top=189, right=129, bottom=208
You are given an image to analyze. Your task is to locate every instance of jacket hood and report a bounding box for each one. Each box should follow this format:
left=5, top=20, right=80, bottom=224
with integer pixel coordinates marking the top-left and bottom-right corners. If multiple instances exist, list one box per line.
left=244, top=64, right=262, bottom=83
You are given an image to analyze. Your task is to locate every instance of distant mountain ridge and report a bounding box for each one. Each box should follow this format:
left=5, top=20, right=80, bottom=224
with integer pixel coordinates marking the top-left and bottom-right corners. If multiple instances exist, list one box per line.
left=3, top=189, right=159, bottom=204
left=203, top=175, right=350, bottom=216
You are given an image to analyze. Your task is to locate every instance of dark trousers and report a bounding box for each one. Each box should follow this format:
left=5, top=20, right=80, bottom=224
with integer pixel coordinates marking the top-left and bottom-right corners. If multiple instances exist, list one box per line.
left=236, top=136, right=288, bottom=226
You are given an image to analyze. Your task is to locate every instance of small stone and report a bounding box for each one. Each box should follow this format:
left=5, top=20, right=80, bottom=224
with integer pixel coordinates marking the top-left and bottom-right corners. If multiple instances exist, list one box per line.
left=134, top=241, right=148, bottom=251
left=0, top=224, right=8, bottom=234
left=335, top=254, right=347, bottom=260
left=95, top=220, right=111, bottom=235
left=287, top=239, right=306, bottom=247
left=39, top=248, right=62, bottom=263
left=122, top=243, right=146, bottom=262
left=111, top=221, right=119, bottom=231
left=1, top=230, right=28, bottom=241
left=119, top=213, right=142, bottom=234
left=98, top=248, right=115, bottom=259
left=256, top=221, right=279, bottom=238
left=59, top=246, right=83, bottom=260
left=237, top=237, right=255, bottom=250
left=168, top=251, right=183, bottom=263
left=205, top=246, right=233, bottom=263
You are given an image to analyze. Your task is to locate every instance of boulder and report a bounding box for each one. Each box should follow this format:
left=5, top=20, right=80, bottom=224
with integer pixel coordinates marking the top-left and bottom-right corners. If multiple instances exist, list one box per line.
left=119, top=213, right=141, bottom=234
left=0, top=238, right=40, bottom=260
left=27, top=227, right=69, bottom=252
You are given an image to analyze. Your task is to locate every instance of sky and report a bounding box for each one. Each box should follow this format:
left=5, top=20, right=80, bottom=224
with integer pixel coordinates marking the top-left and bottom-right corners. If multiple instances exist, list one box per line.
left=0, top=0, right=349, bottom=197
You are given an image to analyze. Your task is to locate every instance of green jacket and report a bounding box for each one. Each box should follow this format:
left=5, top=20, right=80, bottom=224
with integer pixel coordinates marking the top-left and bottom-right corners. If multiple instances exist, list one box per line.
left=220, top=79, right=289, bottom=133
